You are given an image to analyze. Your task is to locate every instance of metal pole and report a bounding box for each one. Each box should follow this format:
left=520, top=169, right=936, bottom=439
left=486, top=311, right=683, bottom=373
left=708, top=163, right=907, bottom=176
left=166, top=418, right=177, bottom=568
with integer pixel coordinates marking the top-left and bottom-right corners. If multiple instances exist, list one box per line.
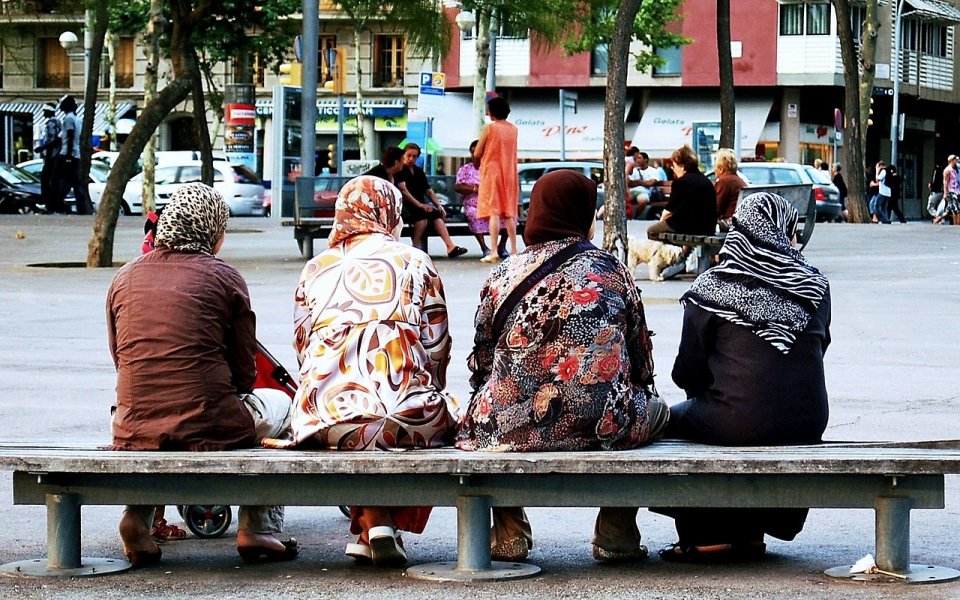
left=559, top=89, right=566, bottom=161
left=47, top=494, right=82, bottom=570
left=83, top=9, right=92, bottom=98
left=875, top=495, right=911, bottom=574
left=890, top=0, right=905, bottom=164
left=301, top=0, right=319, bottom=179
left=456, top=495, right=491, bottom=572
left=336, top=93, right=344, bottom=174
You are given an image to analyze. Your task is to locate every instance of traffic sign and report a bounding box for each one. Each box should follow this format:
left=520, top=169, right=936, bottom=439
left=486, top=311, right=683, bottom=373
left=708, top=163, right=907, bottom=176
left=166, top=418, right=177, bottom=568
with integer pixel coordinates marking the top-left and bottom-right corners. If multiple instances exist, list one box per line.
left=417, top=71, right=446, bottom=118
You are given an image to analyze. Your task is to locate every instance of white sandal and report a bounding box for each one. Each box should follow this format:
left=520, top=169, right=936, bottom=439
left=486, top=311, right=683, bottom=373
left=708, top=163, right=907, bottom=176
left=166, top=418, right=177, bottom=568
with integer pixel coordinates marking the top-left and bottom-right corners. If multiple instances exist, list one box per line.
left=345, top=541, right=372, bottom=564
left=367, top=525, right=407, bottom=567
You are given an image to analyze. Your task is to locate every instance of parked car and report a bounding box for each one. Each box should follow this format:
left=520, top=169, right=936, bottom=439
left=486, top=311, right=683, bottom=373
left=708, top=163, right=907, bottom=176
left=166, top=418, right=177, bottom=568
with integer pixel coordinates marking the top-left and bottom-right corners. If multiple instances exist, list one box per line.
left=518, top=161, right=605, bottom=212
left=736, top=162, right=843, bottom=222
left=0, top=164, right=44, bottom=214
left=17, top=159, right=111, bottom=214
left=122, top=161, right=267, bottom=216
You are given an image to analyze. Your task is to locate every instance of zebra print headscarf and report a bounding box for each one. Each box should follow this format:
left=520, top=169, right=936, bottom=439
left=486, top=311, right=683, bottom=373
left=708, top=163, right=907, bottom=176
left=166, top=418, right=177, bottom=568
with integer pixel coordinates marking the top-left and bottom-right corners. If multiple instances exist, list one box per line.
left=681, top=192, right=828, bottom=353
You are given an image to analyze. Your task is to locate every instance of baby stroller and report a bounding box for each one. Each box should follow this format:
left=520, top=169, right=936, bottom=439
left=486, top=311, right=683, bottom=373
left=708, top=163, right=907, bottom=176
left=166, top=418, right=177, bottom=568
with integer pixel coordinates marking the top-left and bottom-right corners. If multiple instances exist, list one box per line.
left=143, top=211, right=302, bottom=538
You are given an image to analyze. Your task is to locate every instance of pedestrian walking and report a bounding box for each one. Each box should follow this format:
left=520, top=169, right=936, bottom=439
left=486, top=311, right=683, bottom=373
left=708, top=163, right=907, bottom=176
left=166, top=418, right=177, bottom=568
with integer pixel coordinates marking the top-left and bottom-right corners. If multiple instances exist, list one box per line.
left=831, top=163, right=848, bottom=222
left=476, top=96, right=520, bottom=263
left=886, top=164, right=906, bottom=223
left=33, top=103, right=63, bottom=213
left=927, top=162, right=944, bottom=219
left=937, top=155, right=960, bottom=225
left=55, top=95, right=89, bottom=215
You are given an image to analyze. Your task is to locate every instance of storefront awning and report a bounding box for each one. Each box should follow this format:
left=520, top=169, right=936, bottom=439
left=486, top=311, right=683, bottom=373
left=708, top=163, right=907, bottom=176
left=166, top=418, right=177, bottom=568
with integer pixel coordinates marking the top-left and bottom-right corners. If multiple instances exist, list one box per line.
left=630, top=95, right=773, bottom=160
left=254, top=97, right=406, bottom=118
left=0, top=101, right=135, bottom=137
left=430, top=93, right=609, bottom=159
left=903, top=0, right=960, bottom=24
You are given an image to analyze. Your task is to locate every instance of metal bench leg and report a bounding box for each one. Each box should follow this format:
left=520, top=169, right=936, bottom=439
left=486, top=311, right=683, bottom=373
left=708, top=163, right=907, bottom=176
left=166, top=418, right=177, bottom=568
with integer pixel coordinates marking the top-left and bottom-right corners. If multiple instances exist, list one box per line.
left=406, top=496, right=540, bottom=582
left=825, top=494, right=960, bottom=584
left=0, top=493, right=130, bottom=577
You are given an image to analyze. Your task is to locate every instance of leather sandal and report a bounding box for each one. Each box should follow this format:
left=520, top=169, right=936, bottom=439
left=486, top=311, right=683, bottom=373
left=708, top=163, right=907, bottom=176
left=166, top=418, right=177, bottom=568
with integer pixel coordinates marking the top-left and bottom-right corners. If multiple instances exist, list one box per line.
left=237, top=538, right=299, bottom=564
left=150, top=518, right=187, bottom=543
left=658, top=541, right=765, bottom=564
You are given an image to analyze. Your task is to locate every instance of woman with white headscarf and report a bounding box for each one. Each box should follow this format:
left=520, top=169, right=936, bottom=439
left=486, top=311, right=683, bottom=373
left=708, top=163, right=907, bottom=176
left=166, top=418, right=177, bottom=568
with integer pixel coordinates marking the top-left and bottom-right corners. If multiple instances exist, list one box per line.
left=654, top=191, right=831, bottom=563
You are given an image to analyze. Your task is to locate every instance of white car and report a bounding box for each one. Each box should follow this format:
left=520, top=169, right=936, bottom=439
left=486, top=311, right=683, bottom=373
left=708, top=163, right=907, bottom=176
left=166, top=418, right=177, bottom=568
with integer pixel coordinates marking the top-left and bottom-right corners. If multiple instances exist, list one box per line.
left=17, top=158, right=111, bottom=214
left=122, top=161, right=266, bottom=216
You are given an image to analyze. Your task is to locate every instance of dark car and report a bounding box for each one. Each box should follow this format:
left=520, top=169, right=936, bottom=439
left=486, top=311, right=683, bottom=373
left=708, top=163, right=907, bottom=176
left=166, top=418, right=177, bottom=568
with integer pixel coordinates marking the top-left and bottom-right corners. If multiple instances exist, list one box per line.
left=0, top=164, right=44, bottom=214
left=737, top=163, right=843, bottom=222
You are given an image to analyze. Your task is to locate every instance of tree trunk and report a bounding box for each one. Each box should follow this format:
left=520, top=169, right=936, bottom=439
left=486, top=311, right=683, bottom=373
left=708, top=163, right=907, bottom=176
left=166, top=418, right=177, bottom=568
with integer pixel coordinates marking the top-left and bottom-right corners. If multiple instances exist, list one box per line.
left=473, top=7, right=491, bottom=137
left=105, top=31, right=118, bottom=151
left=717, top=0, right=736, bottom=149
left=601, top=0, right=641, bottom=262
left=859, top=0, right=881, bottom=159
left=832, top=0, right=870, bottom=223
left=191, top=55, right=214, bottom=185
left=353, top=26, right=367, bottom=160
left=141, top=0, right=162, bottom=213
left=80, top=3, right=108, bottom=213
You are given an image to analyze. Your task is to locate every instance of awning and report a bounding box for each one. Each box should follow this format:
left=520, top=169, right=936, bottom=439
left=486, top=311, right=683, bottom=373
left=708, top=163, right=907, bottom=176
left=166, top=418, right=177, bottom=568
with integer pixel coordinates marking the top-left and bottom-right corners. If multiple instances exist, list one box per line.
left=903, top=0, right=960, bottom=24
left=430, top=93, right=608, bottom=159
left=630, top=95, right=773, bottom=160
left=254, top=97, right=406, bottom=118
left=0, top=101, right=135, bottom=137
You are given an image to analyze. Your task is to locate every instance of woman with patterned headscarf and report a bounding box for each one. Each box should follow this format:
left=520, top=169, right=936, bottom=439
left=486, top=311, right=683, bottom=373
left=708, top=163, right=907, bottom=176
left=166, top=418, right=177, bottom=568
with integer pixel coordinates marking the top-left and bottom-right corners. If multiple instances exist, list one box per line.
left=107, top=183, right=297, bottom=567
left=457, top=170, right=669, bottom=564
left=654, top=191, right=831, bottom=564
left=262, top=175, right=459, bottom=567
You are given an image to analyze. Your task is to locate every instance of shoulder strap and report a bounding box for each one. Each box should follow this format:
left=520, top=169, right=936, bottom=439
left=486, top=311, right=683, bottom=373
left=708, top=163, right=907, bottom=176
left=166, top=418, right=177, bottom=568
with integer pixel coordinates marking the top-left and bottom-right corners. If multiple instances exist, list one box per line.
left=491, top=239, right=595, bottom=339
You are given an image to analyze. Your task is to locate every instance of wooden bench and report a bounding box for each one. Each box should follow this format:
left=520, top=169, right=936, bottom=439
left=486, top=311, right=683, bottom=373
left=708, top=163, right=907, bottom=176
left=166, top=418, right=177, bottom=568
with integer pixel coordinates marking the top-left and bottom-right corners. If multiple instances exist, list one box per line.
left=1, top=441, right=959, bottom=583
left=651, top=231, right=727, bottom=276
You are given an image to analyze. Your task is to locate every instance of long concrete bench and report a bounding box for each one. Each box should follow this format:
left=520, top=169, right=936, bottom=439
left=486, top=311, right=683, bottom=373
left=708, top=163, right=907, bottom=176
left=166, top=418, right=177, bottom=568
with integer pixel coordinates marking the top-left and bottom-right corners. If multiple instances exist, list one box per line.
left=0, top=441, right=959, bottom=583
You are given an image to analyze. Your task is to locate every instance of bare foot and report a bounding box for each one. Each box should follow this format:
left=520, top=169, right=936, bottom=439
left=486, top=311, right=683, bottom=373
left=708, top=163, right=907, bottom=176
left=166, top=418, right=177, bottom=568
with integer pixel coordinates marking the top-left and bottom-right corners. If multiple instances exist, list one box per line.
left=119, top=511, right=160, bottom=559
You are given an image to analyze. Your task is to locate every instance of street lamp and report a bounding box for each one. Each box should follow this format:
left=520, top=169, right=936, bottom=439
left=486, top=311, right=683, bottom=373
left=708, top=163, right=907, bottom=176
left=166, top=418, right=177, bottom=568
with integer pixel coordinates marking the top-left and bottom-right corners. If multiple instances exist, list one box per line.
left=452, top=5, right=496, bottom=136
left=58, top=26, right=89, bottom=94
left=890, top=0, right=906, bottom=164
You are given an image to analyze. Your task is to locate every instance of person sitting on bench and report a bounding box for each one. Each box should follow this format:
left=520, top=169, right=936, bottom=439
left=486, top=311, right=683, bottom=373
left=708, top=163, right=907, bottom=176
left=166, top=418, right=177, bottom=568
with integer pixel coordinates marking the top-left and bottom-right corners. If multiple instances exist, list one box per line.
left=263, top=176, right=460, bottom=568
left=395, top=142, right=467, bottom=257
left=456, top=170, right=669, bottom=563
left=653, top=191, right=831, bottom=563
left=107, top=183, right=297, bottom=567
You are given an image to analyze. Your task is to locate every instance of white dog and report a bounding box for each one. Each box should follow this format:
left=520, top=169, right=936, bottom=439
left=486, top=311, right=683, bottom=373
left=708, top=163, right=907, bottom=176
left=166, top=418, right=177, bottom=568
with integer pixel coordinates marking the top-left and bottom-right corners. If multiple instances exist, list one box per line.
left=627, top=236, right=686, bottom=281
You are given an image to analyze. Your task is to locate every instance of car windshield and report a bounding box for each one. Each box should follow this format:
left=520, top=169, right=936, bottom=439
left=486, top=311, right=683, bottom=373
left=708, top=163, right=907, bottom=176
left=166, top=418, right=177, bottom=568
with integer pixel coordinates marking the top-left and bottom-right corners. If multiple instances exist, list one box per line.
left=804, top=165, right=832, bottom=184
left=0, top=164, right=39, bottom=185
left=232, top=165, right=261, bottom=184
left=89, top=162, right=110, bottom=183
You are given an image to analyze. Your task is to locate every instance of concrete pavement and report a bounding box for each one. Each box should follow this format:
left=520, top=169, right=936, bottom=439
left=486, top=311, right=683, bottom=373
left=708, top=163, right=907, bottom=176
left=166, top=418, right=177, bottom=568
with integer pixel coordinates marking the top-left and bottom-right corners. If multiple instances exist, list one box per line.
left=0, top=214, right=958, bottom=599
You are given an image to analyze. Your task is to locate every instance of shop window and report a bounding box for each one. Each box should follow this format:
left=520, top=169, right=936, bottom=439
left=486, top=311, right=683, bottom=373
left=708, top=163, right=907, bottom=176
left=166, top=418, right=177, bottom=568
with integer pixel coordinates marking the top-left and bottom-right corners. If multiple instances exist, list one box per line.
left=373, top=35, right=403, bottom=88
left=780, top=4, right=804, bottom=36
left=653, top=46, right=682, bottom=76
left=38, top=38, right=70, bottom=88
left=591, top=44, right=608, bottom=75
left=806, top=3, right=831, bottom=35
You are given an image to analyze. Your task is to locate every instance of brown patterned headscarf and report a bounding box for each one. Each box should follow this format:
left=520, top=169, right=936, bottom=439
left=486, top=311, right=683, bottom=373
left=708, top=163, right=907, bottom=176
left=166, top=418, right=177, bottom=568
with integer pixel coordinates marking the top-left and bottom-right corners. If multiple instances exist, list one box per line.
left=155, top=182, right=229, bottom=254
left=329, top=175, right=403, bottom=246
left=523, top=170, right=597, bottom=246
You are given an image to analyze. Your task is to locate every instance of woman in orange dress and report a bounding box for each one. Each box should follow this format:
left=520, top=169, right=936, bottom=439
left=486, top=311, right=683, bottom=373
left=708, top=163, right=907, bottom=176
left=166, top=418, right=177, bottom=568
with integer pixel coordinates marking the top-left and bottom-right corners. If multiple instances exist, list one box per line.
left=475, top=96, right=519, bottom=263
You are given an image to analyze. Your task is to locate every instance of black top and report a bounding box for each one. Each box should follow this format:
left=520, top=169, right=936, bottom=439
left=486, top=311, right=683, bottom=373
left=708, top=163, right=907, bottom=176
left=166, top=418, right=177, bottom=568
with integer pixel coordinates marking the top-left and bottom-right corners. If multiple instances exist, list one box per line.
left=833, top=173, right=847, bottom=202
left=669, top=292, right=831, bottom=446
left=665, top=170, right=717, bottom=235
left=363, top=164, right=393, bottom=182
left=395, top=165, right=430, bottom=202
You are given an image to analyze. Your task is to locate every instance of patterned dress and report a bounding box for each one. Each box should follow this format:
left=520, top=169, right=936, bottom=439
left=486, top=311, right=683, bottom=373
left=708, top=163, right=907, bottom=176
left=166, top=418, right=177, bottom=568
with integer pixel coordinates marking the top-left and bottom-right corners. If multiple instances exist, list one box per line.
left=456, top=237, right=657, bottom=452
left=456, top=162, right=487, bottom=234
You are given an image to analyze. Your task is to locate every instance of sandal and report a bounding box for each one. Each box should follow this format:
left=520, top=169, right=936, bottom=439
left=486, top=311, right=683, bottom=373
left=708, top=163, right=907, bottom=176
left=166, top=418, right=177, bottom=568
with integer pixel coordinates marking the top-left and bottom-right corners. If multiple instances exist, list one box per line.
left=658, top=541, right=765, bottom=564
left=448, top=246, right=468, bottom=258
left=150, top=518, right=187, bottom=543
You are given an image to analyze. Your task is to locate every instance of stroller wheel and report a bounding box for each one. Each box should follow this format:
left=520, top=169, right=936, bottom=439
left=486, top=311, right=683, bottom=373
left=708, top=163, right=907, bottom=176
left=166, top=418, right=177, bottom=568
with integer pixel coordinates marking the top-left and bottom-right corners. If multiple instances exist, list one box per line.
left=180, top=505, right=233, bottom=538
left=339, top=506, right=351, bottom=518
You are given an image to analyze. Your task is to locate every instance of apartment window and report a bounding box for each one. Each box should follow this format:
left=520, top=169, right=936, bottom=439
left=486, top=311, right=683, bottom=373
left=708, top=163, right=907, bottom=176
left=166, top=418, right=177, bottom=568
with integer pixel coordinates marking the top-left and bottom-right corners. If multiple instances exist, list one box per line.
left=849, top=5, right=864, bottom=48
left=39, top=38, right=70, bottom=88
left=653, top=46, right=682, bottom=76
left=591, top=44, right=608, bottom=75
left=319, top=35, right=336, bottom=85
left=233, top=51, right=266, bottom=87
left=806, top=3, right=831, bottom=35
left=901, top=20, right=950, bottom=58
left=116, top=38, right=134, bottom=88
left=0, top=45, right=4, bottom=88
left=923, top=24, right=949, bottom=57
left=373, top=35, right=403, bottom=87
left=780, top=4, right=804, bottom=36
left=460, top=10, right=528, bottom=40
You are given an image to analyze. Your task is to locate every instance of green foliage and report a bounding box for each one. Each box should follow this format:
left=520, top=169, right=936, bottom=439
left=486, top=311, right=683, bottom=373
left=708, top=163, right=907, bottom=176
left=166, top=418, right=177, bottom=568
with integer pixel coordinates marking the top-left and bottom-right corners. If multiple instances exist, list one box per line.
left=559, top=0, right=687, bottom=72
left=194, top=0, right=302, bottom=72
left=105, top=0, right=149, bottom=36
left=334, top=1, right=452, bottom=61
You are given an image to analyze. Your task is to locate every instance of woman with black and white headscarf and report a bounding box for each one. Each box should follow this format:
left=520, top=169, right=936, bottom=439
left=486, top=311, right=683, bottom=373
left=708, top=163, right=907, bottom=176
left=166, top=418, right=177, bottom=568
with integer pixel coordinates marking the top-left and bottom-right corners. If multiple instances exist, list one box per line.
left=653, top=191, right=831, bottom=564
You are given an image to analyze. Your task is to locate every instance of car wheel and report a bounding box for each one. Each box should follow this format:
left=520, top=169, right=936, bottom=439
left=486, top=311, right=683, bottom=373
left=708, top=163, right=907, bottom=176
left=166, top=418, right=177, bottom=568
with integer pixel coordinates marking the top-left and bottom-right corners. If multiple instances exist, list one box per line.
left=16, top=202, right=38, bottom=215
left=120, top=201, right=131, bottom=216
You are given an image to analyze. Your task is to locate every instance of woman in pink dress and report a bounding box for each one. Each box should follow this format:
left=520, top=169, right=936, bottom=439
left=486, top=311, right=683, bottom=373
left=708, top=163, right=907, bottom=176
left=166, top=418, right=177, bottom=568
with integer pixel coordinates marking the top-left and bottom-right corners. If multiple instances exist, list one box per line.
left=455, top=139, right=508, bottom=258
left=476, top=96, right=519, bottom=263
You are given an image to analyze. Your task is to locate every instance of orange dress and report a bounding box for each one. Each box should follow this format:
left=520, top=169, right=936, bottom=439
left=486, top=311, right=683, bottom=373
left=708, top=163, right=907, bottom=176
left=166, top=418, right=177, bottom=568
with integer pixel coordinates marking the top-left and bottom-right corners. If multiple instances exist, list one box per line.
left=477, top=119, right=519, bottom=219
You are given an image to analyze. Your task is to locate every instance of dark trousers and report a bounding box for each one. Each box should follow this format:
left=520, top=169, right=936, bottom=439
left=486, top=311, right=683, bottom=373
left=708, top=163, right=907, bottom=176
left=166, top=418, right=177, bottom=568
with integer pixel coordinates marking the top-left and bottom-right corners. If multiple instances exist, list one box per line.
left=39, top=157, right=64, bottom=213
left=56, top=156, right=89, bottom=215
left=888, top=196, right=907, bottom=223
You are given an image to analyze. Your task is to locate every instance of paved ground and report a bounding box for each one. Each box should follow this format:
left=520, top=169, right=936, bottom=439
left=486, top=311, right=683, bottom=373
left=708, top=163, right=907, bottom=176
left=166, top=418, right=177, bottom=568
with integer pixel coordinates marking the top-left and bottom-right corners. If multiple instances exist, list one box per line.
left=0, top=214, right=959, bottom=599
